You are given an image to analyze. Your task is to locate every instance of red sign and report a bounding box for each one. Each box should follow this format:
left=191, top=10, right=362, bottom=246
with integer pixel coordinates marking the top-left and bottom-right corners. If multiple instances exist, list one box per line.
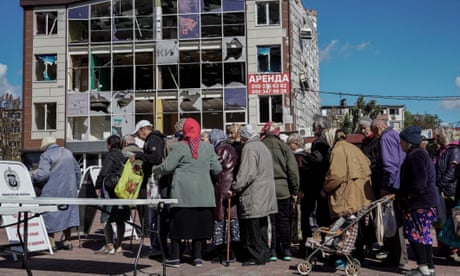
left=247, top=73, right=290, bottom=95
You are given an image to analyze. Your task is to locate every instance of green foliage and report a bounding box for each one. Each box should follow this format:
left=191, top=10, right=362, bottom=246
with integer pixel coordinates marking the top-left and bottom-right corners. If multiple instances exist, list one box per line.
left=0, top=93, right=22, bottom=161
left=404, top=110, right=441, bottom=130
left=341, top=113, right=353, bottom=135
left=350, top=96, right=383, bottom=133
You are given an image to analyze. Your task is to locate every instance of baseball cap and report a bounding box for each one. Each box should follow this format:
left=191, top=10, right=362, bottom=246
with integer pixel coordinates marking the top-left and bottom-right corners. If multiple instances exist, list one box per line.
left=132, top=120, right=152, bottom=135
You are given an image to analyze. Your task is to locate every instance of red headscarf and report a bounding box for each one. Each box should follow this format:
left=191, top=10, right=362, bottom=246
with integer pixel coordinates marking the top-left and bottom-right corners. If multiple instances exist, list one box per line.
left=260, top=121, right=281, bottom=140
left=183, top=118, right=201, bottom=159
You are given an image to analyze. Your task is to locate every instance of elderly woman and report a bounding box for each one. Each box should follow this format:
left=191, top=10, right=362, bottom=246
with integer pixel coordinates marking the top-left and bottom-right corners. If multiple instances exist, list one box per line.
left=287, top=133, right=315, bottom=258
left=31, top=136, right=81, bottom=251
left=153, top=118, right=222, bottom=268
left=208, top=128, right=240, bottom=264
left=435, top=124, right=460, bottom=260
left=231, top=124, right=278, bottom=266
left=321, top=128, right=374, bottom=268
left=399, top=126, right=438, bottom=276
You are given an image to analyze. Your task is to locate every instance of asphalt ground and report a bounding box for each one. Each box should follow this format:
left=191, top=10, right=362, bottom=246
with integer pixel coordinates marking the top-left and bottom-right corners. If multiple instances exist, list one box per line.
left=2, top=211, right=460, bottom=276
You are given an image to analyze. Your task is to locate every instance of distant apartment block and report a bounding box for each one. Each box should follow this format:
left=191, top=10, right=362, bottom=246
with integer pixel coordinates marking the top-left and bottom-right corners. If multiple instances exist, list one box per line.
left=321, top=99, right=405, bottom=132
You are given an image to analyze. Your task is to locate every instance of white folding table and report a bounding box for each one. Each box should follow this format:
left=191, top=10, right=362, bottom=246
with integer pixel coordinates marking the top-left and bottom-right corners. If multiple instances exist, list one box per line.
left=0, top=197, right=177, bottom=276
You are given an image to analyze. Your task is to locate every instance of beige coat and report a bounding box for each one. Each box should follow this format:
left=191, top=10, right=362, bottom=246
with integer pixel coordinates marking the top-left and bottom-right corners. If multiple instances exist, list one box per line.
left=324, top=140, right=375, bottom=219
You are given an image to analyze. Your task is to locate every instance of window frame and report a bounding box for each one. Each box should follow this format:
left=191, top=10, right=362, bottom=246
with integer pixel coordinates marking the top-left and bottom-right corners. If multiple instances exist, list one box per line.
left=35, top=11, right=58, bottom=35
left=34, top=102, right=57, bottom=131
left=257, top=45, right=281, bottom=73
left=255, top=1, right=280, bottom=26
left=258, top=95, right=283, bottom=123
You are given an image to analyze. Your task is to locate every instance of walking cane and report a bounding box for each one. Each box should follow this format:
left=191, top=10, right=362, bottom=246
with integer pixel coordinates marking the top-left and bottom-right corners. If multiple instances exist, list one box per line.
left=225, top=196, right=231, bottom=267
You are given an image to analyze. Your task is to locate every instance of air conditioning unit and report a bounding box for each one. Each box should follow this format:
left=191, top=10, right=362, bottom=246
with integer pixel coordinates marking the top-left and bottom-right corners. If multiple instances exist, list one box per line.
left=300, top=28, right=312, bottom=40
left=298, top=127, right=312, bottom=137
left=421, top=129, right=433, bottom=140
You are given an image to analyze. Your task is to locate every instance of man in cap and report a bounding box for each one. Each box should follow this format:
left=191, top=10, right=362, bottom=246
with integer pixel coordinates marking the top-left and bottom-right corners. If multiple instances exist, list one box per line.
left=260, top=122, right=299, bottom=261
left=371, top=115, right=408, bottom=267
left=131, top=120, right=166, bottom=258
left=231, top=124, right=278, bottom=266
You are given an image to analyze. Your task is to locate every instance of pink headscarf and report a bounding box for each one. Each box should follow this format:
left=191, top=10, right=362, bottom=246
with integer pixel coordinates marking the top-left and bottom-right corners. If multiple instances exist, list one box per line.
left=183, top=118, right=201, bottom=159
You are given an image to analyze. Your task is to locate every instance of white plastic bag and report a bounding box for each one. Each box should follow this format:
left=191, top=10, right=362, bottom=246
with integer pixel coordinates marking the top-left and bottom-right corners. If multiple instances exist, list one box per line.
left=146, top=173, right=160, bottom=199
left=382, top=201, right=397, bottom=238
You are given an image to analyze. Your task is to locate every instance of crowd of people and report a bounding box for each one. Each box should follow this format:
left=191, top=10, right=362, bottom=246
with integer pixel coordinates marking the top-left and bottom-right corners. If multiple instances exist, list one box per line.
left=30, top=115, right=460, bottom=276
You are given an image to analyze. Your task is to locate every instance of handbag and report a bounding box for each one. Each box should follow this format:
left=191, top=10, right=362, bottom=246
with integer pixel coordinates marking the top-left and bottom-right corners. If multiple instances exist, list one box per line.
left=382, top=200, right=397, bottom=238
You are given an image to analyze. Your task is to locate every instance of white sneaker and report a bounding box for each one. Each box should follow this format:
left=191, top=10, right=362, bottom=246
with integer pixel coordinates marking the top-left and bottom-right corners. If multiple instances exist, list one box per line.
left=95, top=245, right=115, bottom=255
left=375, top=251, right=388, bottom=260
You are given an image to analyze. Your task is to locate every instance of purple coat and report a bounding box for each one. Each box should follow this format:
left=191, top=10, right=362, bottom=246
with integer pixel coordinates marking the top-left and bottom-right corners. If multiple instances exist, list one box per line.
left=376, top=127, right=406, bottom=193
left=213, top=142, right=239, bottom=221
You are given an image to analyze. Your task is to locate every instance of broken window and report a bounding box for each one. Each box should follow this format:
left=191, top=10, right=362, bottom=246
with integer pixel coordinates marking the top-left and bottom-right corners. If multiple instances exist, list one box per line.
left=259, top=95, right=282, bottom=123
left=223, top=12, right=244, bottom=36
left=135, top=52, right=154, bottom=90
left=203, top=0, right=222, bottom=12
left=225, top=111, right=245, bottom=123
left=202, top=63, right=222, bottom=87
left=161, top=0, right=178, bottom=15
left=224, top=87, right=246, bottom=110
left=34, top=102, right=57, bottom=130
left=135, top=0, right=154, bottom=40
left=158, top=65, right=179, bottom=89
left=223, top=0, right=245, bottom=12
left=36, top=11, right=57, bottom=35
left=224, top=62, right=245, bottom=86
left=201, top=13, right=222, bottom=38
left=256, top=1, right=280, bottom=25
left=114, top=17, right=134, bottom=41
left=67, top=116, right=89, bottom=141
left=202, top=48, right=222, bottom=62
left=91, top=1, right=111, bottom=17
left=35, top=54, right=57, bottom=81
left=179, top=64, right=201, bottom=88
left=113, top=0, right=134, bottom=16
left=162, top=16, right=178, bottom=39
left=69, top=55, right=89, bottom=92
left=90, top=115, right=111, bottom=140
left=90, top=92, right=111, bottom=114
left=257, top=45, right=281, bottom=72
left=113, top=52, right=134, bottom=91
left=91, top=18, right=112, bottom=42
left=68, top=6, right=89, bottom=43
left=90, top=53, right=111, bottom=91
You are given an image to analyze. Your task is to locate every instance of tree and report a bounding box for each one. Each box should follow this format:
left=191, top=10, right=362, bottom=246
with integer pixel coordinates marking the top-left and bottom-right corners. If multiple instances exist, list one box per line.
left=341, top=112, right=353, bottom=135
left=350, top=96, right=383, bottom=133
left=404, top=110, right=441, bottom=130
left=0, top=93, right=22, bottom=160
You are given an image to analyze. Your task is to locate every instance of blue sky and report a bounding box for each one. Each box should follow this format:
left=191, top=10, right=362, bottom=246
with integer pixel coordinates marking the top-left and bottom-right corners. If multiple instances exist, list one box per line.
left=1, top=1, right=459, bottom=125
left=304, top=0, right=460, bottom=125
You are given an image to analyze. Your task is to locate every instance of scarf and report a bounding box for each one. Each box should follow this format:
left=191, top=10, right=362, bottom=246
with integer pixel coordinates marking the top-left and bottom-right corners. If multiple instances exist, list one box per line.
left=183, top=118, right=201, bottom=159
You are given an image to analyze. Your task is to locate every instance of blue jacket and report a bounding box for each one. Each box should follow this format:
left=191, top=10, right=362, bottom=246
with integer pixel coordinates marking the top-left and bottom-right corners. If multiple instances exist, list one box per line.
left=32, top=144, right=81, bottom=233
left=376, top=127, right=405, bottom=193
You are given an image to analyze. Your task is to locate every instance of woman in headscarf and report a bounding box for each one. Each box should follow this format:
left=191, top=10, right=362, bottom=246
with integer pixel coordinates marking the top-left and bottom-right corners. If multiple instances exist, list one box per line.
left=322, top=128, right=374, bottom=268
left=153, top=118, right=222, bottom=268
left=208, top=128, right=240, bottom=264
left=399, top=126, right=438, bottom=276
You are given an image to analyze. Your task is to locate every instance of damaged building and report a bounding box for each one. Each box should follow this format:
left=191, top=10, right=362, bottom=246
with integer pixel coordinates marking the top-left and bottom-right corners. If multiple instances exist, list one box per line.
left=20, top=0, right=320, bottom=166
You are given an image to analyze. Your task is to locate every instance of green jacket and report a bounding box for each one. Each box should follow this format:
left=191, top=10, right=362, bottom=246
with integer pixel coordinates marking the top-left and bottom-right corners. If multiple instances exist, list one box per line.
left=262, top=135, right=300, bottom=200
left=153, top=141, right=222, bottom=208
